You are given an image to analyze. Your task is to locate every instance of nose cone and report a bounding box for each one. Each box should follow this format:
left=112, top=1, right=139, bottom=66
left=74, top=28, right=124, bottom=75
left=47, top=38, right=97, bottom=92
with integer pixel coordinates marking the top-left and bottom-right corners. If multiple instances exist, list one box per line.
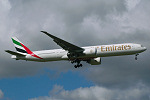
left=143, top=47, right=147, bottom=51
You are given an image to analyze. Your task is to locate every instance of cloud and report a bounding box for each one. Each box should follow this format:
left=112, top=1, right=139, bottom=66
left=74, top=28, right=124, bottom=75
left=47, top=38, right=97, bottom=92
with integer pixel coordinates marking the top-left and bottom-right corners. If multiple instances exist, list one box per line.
left=125, top=0, right=141, bottom=11
left=0, top=90, right=4, bottom=99
left=29, top=83, right=150, bottom=100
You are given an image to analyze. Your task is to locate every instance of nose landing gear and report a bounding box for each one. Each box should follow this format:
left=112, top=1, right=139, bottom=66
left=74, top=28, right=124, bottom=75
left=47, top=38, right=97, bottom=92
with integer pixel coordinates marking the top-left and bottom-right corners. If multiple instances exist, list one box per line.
left=135, top=53, right=139, bottom=60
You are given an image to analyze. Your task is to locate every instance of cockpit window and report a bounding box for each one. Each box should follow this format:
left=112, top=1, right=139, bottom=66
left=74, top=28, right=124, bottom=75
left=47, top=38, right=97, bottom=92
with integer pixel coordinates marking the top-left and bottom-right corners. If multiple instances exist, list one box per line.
left=141, top=45, right=143, bottom=47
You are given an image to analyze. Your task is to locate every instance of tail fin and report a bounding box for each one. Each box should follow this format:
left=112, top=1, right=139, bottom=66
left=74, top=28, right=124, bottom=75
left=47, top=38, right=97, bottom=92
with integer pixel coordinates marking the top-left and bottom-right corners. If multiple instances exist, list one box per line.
left=11, top=37, right=30, bottom=54
left=7, top=37, right=43, bottom=59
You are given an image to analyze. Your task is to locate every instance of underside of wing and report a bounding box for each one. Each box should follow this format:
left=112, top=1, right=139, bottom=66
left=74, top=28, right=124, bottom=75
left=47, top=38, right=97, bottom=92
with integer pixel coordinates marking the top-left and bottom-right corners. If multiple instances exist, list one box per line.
left=41, top=31, right=84, bottom=53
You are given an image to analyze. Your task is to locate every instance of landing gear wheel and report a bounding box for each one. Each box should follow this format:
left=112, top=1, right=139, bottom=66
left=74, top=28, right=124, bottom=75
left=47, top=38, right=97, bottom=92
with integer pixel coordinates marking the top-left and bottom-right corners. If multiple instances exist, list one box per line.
left=80, top=64, right=82, bottom=67
left=72, top=59, right=83, bottom=68
left=135, top=56, right=137, bottom=60
left=74, top=65, right=77, bottom=68
left=135, top=53, right=139, bottom=60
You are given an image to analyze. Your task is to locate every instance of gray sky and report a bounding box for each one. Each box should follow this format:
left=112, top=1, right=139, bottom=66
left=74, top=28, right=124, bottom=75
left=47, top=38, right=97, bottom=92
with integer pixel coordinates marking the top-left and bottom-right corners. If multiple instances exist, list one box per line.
left=0, top=0, right=150, bottom=100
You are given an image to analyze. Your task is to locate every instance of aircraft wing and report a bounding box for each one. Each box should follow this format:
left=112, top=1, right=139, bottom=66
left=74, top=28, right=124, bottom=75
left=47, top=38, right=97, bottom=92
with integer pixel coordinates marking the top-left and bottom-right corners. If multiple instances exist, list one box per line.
left=41, top=31, right=85, bottom=53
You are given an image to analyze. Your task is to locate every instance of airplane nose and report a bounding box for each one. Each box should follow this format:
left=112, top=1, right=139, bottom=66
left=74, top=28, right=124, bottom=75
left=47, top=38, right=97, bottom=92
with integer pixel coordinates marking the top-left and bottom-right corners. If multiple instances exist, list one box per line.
left=143, top=47, right=147, bottom=51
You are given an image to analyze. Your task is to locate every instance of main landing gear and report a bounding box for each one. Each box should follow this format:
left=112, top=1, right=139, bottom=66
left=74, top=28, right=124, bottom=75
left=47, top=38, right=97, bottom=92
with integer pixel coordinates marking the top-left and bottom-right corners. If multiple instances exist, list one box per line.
left=135, top=53, right=139, bottom=60
left=71, top=59, right=82, bottom=68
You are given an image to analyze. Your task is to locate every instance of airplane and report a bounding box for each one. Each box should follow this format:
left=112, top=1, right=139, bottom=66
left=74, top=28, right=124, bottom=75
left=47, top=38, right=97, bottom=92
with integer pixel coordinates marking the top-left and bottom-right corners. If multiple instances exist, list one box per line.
left=5, top=31, right=147, bottom=68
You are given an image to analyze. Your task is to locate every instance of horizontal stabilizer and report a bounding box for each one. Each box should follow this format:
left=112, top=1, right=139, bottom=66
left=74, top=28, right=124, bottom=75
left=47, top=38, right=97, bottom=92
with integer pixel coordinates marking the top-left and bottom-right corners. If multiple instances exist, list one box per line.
left=5, top=50, right=26, bottom=56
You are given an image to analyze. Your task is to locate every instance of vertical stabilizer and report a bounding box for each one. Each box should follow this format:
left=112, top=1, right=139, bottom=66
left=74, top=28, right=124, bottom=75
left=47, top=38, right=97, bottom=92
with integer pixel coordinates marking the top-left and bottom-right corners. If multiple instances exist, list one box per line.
left=11, top=37, right=28, bottom=54
left=11, top=37, right=43, bottom=59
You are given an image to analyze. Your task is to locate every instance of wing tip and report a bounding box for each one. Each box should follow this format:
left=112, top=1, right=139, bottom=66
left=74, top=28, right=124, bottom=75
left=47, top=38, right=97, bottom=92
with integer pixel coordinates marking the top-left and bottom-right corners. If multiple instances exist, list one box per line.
left=41, top=31, right=47, bottom=33
left=41, top=31, right=54, bottom=37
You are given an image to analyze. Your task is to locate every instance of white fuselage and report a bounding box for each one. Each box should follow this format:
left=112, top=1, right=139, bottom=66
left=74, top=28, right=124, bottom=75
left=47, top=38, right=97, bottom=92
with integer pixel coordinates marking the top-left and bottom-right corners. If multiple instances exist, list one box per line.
left=12, top=43, right=146, bottom=62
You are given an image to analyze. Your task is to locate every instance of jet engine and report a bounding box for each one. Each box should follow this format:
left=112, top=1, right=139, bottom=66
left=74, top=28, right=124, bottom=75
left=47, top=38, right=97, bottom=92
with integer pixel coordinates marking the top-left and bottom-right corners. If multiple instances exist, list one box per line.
left=87, top=57, right=101, bottom=65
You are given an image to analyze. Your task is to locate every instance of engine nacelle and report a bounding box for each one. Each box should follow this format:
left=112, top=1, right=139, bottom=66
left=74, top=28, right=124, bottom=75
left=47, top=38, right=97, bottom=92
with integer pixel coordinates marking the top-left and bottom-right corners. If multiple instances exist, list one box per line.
left=87, top=57, right=101, bottom=65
